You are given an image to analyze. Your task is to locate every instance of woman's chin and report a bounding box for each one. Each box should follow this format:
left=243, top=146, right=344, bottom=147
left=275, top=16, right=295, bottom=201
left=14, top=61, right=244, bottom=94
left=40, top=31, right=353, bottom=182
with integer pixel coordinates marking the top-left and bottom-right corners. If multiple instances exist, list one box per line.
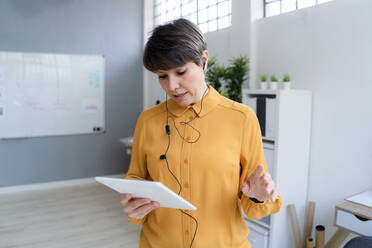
left=175, top=100, right=190, bottom=107
left=173, top=93, right=192, bottom=106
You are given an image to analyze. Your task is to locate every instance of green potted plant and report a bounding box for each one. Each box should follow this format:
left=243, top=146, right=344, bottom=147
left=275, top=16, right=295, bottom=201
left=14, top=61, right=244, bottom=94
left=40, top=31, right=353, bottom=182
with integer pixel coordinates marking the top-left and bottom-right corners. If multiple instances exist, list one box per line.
left=270, top=75, right=278, bottom=90
left=282, top=74, right=291, bottom=90
left=260, top=74, right=268, bottom=90
left=224, top=56, right=249, bottom=103
left=206, top=55, right=249, bottom=103
left=205, top=56, right=225, bottom=93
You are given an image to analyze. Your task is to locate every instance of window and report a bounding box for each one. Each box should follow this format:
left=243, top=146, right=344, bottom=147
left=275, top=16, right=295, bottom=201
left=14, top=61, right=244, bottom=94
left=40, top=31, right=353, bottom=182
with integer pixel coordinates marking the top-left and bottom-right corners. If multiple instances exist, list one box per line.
left=154, top=0, right=232, bottom=33
left=264, top=0, right=333, bottom=17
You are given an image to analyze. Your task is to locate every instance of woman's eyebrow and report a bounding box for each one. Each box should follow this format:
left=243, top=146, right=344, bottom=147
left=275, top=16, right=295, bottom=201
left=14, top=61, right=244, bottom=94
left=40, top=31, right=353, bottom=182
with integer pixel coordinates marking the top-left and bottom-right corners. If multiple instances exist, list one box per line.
left=157, top=66, right=186, bottom=73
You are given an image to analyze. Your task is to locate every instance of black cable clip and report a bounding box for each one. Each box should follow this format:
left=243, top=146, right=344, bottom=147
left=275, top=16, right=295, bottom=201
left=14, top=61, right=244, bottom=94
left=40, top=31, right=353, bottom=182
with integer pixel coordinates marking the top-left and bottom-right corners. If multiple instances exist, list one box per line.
left=165, top=125, right=170, bottom=135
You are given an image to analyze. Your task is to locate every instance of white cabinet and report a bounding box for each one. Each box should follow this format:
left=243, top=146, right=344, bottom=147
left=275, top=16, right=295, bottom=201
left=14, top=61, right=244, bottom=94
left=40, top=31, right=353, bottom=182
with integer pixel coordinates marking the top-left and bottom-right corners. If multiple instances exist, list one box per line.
left=242, top=89, right=312, bottom=248
left=263, top=142, right=275, bottom=178
left=246, top=219, right=270, bottom=248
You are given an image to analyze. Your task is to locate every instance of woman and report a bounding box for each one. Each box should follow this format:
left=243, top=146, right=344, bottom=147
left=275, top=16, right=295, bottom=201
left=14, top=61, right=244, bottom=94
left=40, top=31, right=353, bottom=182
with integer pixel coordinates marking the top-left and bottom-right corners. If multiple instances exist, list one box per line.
left=120, top=18, right=281, bottom=248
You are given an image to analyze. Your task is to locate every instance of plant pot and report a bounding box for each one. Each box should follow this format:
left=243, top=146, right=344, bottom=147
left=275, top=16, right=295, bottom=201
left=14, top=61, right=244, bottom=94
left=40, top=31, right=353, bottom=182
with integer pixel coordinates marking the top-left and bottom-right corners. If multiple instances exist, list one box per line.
left=260, top=82, right=268, bottom=90
left=283, top=82, right=291, bottom=90
left=270, top=82, right=278, bottom=90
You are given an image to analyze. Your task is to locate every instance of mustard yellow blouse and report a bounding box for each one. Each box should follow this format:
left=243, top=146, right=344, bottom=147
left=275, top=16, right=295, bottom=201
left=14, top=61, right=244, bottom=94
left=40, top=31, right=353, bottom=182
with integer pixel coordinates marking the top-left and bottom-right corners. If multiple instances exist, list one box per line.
left=125, top=84, right=282, bottom=248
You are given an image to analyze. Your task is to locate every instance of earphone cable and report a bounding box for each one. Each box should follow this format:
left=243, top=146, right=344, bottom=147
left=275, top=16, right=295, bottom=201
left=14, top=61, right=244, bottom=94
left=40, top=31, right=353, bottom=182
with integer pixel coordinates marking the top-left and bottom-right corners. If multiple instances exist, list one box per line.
left=162, top=84, right=209, bottom=248
left=167, top=85, right=208, bottom=144
left=180, top=209, right=198, bottom=248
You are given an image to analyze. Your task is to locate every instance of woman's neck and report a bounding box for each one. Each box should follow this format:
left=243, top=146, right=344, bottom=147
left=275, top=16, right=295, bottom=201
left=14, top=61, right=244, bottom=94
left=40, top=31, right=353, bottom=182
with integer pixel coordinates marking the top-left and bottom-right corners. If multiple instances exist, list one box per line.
left=190, top=84, right=209, bottom=106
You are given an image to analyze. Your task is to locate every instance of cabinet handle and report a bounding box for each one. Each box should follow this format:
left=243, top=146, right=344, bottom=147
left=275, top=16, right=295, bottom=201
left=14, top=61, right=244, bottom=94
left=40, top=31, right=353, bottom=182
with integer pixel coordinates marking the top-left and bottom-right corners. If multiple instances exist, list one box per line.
left=354, top=214, right=369, bottom=222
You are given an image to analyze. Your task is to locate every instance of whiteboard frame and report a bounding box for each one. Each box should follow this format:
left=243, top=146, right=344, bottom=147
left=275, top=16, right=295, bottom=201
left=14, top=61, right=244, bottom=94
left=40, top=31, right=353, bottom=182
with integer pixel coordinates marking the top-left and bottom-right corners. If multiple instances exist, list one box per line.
left=0, top=51, right=106, bottom=139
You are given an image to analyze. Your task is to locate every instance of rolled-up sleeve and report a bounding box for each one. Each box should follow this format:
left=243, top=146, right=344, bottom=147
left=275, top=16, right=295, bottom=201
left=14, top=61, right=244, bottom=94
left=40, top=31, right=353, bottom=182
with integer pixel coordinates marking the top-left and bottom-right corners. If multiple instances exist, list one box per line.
left=239, top=108, right=282, bottom=220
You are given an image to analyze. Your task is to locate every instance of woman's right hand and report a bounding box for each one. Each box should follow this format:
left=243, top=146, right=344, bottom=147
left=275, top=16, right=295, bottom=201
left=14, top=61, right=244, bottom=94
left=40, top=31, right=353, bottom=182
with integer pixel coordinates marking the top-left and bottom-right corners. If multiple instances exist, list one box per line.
left=120, top=193, right=160, bottom=220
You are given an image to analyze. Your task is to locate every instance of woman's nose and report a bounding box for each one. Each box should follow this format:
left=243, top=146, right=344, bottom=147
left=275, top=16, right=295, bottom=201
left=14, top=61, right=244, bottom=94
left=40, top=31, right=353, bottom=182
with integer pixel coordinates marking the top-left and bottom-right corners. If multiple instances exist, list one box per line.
left=168, top=75, right=180, bottom=91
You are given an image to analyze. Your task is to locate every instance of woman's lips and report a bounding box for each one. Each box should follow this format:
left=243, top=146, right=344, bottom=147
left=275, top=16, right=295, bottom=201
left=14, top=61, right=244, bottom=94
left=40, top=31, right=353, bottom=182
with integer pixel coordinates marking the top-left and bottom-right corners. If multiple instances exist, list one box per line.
left=174, top=92, right=188, bottom=100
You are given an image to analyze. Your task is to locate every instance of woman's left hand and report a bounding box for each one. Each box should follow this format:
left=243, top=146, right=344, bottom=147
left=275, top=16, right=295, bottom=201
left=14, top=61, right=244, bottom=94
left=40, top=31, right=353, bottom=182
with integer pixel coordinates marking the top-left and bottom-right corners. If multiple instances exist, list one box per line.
left=241, top=164, right=278, bottom=202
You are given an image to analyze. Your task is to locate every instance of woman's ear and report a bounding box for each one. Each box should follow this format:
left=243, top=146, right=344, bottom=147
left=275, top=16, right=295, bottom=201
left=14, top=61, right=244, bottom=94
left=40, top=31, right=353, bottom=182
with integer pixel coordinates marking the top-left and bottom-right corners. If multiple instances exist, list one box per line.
left=201, top=50, right=209, bottom=72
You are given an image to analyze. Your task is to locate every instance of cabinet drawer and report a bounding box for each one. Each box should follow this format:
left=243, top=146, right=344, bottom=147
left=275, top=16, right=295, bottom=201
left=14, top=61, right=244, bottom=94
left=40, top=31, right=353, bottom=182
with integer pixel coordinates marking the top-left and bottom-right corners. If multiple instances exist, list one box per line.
left=335, top=209, right=372, bottom=236
left=263, top=142, right=274, bottom=175
left=246, top=220, right=269, bottom=248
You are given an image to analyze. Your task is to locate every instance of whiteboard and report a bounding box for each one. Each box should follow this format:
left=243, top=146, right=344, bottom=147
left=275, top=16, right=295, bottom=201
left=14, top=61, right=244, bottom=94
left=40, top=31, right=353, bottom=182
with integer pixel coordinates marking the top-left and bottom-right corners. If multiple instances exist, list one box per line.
left=0, top=51, right=105, bottom=139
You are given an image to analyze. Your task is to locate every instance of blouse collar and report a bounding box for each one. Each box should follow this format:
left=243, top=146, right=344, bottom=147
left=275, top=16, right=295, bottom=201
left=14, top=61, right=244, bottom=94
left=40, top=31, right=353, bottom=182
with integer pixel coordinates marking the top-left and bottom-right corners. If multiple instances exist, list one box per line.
left=166, top=84, right=221, bottom=118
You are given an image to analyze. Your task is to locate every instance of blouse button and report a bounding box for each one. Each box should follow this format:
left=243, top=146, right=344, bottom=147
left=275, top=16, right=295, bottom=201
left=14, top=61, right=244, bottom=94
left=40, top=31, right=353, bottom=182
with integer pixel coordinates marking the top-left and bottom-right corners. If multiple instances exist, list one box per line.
left=185, top=230, right=189, bottom=235
left=184, top=159, right=188, bottom=164
left=189, top=116, right=193, bottom=120
left=184, top=182, right=189, bottom=188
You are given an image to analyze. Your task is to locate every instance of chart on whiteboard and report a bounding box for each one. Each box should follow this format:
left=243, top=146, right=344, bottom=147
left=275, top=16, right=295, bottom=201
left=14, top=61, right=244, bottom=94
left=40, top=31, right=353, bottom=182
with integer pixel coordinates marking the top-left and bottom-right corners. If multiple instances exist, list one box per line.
left=0, top=51, right=105, bottom=139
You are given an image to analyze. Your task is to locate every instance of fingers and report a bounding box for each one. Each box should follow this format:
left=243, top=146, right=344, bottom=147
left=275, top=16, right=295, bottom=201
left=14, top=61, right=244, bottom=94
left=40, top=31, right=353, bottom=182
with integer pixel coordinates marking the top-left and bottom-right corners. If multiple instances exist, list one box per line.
left=270, top=188, right=278, bottom=202
left=241, top=181, right=250, bottom=194
left=259, top=172, right=278, bottom=202
left=263, top=172, right=276, bottom=199
left=262, top=172, right=273, bottom=186
left=265, top=179, right=274, bottom=193
left=127, top=201, right=160, bottom=219
left=132, top=201, right=160, bottom=219
left=243, top=168, right=269, bottom=197
left=123, top=197, right=151, bottom=213
left=250, top=164, right=264, bottom=180
left=120, top=194, right=161, bottom=220
left=263, top=171, right=271, bottom=181
left=263, top=174, right=278, bottom=202
left=120, top=193, right=132, bottom=207
left=243, top=167, right=279, bottom=202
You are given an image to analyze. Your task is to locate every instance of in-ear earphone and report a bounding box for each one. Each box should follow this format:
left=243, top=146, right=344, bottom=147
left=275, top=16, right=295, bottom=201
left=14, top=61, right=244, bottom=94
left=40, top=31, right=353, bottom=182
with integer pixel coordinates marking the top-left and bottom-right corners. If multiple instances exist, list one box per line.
left=202, top=58, right=207, bottom=71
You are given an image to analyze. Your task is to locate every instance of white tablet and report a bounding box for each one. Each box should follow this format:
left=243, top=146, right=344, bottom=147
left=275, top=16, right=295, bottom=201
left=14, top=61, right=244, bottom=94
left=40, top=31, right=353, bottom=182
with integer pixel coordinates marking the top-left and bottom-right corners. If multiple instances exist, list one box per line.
left=95, top=177, right=196, bottom=210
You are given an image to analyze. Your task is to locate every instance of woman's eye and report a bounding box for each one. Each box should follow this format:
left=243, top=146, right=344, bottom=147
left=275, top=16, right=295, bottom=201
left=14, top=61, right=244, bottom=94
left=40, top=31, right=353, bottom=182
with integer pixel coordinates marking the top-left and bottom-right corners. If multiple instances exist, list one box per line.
left=158, top=70, right=185, bottom=79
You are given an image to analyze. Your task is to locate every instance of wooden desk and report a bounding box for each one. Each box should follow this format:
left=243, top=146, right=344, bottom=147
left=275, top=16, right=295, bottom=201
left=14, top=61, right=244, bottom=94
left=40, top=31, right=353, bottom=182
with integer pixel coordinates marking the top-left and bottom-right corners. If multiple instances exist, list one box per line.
left=334, top=201, right=372, bottom=236
left=325, top=201, right=372, bottom=248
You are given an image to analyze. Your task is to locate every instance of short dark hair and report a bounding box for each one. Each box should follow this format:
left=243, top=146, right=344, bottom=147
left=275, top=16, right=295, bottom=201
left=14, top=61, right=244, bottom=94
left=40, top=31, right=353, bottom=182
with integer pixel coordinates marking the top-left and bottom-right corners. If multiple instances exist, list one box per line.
left=143, top=18, right=207, bottom=72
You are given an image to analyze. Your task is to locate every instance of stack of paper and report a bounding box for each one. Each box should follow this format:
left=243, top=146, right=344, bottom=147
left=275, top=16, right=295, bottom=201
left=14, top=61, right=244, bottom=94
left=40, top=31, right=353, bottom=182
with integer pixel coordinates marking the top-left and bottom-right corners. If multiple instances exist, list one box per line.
left=346, top=190, right=372, bottom=208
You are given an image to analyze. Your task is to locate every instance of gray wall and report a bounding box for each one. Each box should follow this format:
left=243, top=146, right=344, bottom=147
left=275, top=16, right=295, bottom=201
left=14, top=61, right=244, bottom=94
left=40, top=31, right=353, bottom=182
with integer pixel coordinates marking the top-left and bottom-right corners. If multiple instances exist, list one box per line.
left=0, top=0, right=143, bottom=187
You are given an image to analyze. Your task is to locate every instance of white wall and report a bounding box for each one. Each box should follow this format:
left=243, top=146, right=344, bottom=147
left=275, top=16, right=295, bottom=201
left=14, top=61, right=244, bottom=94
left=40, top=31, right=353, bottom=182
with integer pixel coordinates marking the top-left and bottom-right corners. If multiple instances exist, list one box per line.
left=254, top=0, right=372, bottom=244
left=205, top=0, right=252, bottom=64
left=206, top=0, right=372, bottom=244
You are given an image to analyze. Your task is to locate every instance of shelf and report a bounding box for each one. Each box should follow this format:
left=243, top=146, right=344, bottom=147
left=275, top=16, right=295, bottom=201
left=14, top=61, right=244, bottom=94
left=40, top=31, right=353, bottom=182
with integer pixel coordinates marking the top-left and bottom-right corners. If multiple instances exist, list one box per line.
left=243, top=212, right=271, bottom=230
left=262, top=137, right=275, bottom=143
left=242, top=89, right=312, bottom=248
left=242, top=89, right=279, bottom=96
left=245, top=218, right=271, bottom=230
left=262, top=142, right=275, bottom=149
